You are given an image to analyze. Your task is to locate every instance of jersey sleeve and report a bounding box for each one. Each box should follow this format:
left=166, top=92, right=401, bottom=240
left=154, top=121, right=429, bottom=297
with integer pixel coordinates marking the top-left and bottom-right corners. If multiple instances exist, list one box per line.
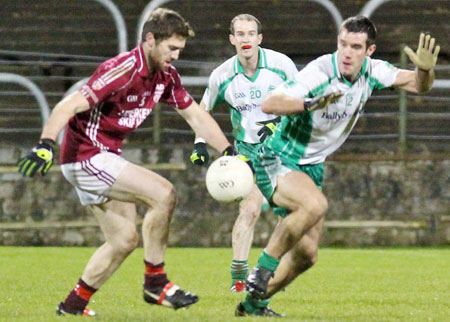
left=370, top=59, right=400, bottom=90
left=282, top=55, right=299, bottom=80
left=160, top=67, right=193, bottom=110
left=273, top=60, right=326, bottom=99
left=201, top=68, right=224, bottom=112
left=78, top=57, right=134, bottom=107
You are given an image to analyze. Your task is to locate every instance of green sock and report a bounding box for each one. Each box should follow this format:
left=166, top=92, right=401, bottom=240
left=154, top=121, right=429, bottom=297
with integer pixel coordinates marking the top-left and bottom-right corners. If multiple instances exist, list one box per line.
left=241, top=293, right=270, bottom=313
left=231, top=260, right=248, bottom=283
left=257, top=250, right=280, bottom=272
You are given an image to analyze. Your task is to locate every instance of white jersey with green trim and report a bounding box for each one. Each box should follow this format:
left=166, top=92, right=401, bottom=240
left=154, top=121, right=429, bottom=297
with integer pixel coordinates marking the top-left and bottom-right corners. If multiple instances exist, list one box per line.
left=202, top=48, right=298, bottom=144
left=266, top=52, right=400, bottom=165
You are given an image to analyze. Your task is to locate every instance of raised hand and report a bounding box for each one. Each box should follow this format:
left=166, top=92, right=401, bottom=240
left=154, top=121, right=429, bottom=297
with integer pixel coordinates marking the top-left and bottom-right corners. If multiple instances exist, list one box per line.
left=404, top=33, right=440, bottom=71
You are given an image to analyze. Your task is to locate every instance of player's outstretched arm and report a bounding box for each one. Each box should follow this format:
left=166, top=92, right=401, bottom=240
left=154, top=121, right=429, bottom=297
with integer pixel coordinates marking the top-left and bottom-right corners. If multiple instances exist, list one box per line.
left=189, top=101, right=211, bottom=166
left=17, top=91, right=90, bottom=177
left=396, top=33, right=440, bottom=93
left=262, top=91, right=342, bottom=115
left=404, top=33, right=440, bottom=72
left=178, top=101, right=231, bottom=154
left=41, top=92, right=90, bottom=141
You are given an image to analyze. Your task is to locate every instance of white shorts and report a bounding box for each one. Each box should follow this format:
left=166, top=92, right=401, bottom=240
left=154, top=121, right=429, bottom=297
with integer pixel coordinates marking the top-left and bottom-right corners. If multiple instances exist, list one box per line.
left=61, top=152, right=129, bottom=206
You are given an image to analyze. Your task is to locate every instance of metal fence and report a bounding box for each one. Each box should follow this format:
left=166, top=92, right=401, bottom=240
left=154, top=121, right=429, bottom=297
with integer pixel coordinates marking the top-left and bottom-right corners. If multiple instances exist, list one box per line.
left=0, top=49, right=449, bottom=153
left=0, top=0, right=449, bottom=152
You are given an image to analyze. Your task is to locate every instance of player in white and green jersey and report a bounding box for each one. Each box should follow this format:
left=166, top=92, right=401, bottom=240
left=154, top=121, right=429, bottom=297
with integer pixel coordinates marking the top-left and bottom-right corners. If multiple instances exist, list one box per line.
left=267, top=53, right=399, bottom=166
left=189, top=14, right=297, bottom=307
left=202, top=46, right=297, bottom=144
left=237, top=16, right=440, bottom=317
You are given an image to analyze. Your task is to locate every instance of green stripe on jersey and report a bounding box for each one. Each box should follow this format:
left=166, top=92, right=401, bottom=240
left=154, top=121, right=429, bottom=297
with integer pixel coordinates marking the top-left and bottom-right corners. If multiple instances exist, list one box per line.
left=268, top=112, right=313, bottom=160
left=368, top=76, right=385, bottom=90
left=265, top=67, right=289, bottom=81
left=215, top=75, right=237, bottom=108
left=230, top=106, right=245, bottom=141
left=308, top=79, right=331, bottom=97
left=332, top=52, right=339, bottom=79
left=268, top=76, right=333, bottom=161
left=260, top=48, right=268, bottom=67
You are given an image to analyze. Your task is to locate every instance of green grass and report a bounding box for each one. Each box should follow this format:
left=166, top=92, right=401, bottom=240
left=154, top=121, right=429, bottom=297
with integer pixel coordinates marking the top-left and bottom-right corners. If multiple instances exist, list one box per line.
left=0, top=247, right=449, bottom=321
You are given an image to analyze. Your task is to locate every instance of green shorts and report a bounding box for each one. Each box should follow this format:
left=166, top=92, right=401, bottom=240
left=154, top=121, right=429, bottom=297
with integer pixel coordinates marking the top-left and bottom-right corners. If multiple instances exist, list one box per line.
left=235, top=141, right=271, bottom=211
left=252, top=146, right=324, bottom=217
left=235, top=140, right=263, bottom=159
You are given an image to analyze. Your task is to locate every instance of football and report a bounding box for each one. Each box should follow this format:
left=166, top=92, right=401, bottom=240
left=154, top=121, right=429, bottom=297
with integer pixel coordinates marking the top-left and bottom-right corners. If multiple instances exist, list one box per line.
left=205, top=156, right=254, bottom=202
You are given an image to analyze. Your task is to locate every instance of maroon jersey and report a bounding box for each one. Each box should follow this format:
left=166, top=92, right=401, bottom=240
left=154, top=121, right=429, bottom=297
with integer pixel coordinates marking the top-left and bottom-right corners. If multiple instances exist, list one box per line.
left=60, top=45, right=193, bottom=164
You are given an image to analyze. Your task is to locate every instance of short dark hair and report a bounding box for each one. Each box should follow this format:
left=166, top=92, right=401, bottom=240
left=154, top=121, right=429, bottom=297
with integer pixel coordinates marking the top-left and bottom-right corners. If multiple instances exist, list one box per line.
left=340, top=16, right=377, bottom=47
left=229, top=14, right=262, bottom=35
left=141, top=8, right=195, bottom=43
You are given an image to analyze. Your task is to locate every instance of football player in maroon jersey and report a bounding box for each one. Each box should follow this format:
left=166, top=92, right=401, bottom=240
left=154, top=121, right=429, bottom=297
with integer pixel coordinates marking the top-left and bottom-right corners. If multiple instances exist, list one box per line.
left=18, top=8, right=233, bottom=316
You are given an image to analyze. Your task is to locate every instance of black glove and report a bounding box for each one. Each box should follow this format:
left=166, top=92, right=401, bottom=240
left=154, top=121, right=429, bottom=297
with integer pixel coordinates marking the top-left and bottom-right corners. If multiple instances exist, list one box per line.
left=222, top=146, right=254, bottom=174
left=190, top=142, right=209, bottom=166
left=18, top=138, right=55, bottom=177
left=304, top=91, right=343, bottom=112
left=257, top=116, right=281, bottom=142
left=222, top=145, right=237, bottom=156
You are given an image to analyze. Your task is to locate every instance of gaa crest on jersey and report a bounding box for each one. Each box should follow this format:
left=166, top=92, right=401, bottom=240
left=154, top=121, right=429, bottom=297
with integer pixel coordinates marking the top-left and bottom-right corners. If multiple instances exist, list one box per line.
left=283, top=79, right=297, bottom=89
left=127, top=95, right=138, bottom=102
left=92, top=79, right=106, bottom=90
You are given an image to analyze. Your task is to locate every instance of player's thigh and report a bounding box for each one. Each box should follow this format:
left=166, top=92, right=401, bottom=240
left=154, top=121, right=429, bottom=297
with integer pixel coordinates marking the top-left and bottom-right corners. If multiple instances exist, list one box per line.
left=272, top=170, right=327, bottom=213
left=107, top=162, right=174, bottom=206
left=89, top=200, right=138, bottom=243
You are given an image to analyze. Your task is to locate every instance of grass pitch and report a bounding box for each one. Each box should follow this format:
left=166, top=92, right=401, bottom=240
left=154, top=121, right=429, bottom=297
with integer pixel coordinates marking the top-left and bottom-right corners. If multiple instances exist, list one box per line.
left=0, top=247, right=449, bottom=321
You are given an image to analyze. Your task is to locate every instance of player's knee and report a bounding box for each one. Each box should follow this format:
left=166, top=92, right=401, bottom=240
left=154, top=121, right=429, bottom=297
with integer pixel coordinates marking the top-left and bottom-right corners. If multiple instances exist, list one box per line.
left=301, top=246, right=318, bottom=269
left=166, top=185, right=177, bottom=208
left=293, top=244, right=318, bottom=272
left=306, top=194, right=328, bottom=221
left=157, top=183, right=177, bottom=212
left=126, top=231, right=139, bottom=253
left=309, top=251, right=318, bottom=267
left=239, top=200, right=261, bottom=225
left=295, top=254, right=316, bottom=273
left=114, top=225, right=139, bottom=254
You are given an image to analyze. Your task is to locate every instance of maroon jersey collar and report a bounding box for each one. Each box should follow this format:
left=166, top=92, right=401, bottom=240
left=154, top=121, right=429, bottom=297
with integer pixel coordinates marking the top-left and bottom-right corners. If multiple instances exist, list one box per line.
left=136, top=45, right=149, bottom=78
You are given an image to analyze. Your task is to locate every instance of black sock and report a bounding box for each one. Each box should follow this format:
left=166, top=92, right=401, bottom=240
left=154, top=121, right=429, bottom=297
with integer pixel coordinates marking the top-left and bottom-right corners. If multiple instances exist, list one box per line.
left=144, top=260, right=169, bottom=290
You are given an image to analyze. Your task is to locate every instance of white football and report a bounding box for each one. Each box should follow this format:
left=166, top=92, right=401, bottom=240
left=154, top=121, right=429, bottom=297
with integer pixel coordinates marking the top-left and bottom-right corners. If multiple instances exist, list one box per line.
left=205, top=156, right=254, bottom=202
